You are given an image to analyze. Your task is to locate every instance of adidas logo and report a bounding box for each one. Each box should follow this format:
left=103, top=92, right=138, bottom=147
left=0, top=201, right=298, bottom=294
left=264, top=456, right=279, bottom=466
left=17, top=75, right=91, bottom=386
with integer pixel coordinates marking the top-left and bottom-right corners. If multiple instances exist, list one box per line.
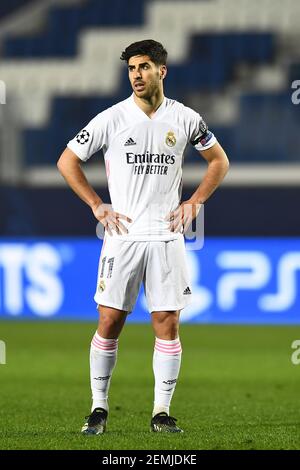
left=183, top=286, right=192, bottom=295
left=124, top=137, right=136, bottom=146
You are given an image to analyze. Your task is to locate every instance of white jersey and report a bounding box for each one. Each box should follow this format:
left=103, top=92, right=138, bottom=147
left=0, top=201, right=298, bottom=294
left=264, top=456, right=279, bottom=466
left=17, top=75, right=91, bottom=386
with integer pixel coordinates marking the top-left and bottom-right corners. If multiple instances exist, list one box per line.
left=67, top=94, right=217, bottom=241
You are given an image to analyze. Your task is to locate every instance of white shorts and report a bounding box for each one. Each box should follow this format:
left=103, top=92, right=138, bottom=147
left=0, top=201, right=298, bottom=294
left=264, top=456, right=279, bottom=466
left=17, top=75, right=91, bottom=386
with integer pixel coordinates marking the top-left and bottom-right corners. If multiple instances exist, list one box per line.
left=94, top=235, right=192, bottom=314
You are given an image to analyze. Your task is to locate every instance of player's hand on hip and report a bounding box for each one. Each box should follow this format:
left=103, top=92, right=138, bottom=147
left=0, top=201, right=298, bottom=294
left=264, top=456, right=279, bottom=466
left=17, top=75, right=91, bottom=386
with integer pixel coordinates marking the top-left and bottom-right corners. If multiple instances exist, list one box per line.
left=165, top=199, right=202, bottom=234
left=92, top=203, right=132, bottom=236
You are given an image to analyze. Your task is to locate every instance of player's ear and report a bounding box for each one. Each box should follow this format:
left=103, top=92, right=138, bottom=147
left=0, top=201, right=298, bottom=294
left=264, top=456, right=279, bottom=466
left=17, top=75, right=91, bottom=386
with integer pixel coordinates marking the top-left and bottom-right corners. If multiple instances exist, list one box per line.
left=160, top=65, right=167, bottom=80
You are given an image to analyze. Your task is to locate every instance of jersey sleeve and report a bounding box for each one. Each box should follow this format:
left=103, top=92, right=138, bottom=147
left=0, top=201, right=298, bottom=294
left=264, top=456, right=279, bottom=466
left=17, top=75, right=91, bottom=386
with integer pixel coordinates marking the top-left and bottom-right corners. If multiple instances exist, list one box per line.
left=187, top=107, right=217, bottom=152
left=67, top=109, right=110, bottom=162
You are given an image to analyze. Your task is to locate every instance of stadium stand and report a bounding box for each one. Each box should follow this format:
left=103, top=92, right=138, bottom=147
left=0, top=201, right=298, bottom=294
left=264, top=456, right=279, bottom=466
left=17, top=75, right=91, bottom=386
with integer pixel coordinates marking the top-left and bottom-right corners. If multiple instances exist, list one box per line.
left=0, top=0, right=299, bottom=237
left=3, top=0, right=147, bottom=57
left=0, top=0, right=33, bottom=20
left=0, top=0, right=299, bottom=169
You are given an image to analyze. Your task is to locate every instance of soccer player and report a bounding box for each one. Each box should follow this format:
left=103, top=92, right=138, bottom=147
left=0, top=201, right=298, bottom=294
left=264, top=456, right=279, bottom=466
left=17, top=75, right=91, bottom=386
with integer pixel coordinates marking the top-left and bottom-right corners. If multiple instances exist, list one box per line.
left=57, top=39, right=229, bottom=434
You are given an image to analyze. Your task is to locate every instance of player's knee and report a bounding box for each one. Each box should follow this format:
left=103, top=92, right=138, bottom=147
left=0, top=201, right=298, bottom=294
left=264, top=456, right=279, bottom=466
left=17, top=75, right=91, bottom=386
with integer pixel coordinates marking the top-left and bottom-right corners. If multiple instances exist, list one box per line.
left=152, top=312, right=179, bottom=339
left=98, top=313, right=123, bottom=337
left=165, top=320, right=179, bottom=339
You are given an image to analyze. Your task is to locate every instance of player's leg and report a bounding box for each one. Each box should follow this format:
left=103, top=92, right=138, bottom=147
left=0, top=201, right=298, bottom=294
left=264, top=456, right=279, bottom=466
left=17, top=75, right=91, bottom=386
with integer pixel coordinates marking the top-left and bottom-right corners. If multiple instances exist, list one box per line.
left=144, top=238, right=192, bottom=432
left=83, top=237, right=145, bottom=435
left=91, top=305, right=127, bottom=411
left=82, top=305, right=127, bottom=435
left=150, top=310, right=183, bottom=432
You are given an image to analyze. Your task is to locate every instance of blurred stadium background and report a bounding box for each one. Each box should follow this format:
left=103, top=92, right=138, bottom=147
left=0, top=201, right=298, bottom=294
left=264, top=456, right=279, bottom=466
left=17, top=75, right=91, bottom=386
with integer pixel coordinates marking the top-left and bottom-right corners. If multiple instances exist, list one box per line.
left=0, top=0, right=299, bottom=323
left=0, top=0, right=300, bottom=450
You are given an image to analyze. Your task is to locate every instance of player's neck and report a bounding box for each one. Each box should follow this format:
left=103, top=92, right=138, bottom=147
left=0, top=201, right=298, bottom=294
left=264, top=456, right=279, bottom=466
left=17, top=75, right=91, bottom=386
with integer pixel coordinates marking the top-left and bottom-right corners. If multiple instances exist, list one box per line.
left=133, top=90, right=165, bottom=119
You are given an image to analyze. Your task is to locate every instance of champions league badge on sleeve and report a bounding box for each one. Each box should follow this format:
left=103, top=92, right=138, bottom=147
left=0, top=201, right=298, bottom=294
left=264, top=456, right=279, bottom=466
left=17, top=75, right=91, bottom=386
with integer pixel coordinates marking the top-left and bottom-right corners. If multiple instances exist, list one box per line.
left=76, top=129, right=90, bottom=144
left=199, top=119, right=208, bottom=135
left=191, top=119, right=213, bottom=147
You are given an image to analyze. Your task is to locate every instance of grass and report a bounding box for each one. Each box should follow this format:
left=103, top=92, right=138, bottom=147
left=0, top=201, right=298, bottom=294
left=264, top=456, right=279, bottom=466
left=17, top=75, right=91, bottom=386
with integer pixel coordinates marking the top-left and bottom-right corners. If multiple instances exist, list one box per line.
left=0, top=322, right=300, bottom=450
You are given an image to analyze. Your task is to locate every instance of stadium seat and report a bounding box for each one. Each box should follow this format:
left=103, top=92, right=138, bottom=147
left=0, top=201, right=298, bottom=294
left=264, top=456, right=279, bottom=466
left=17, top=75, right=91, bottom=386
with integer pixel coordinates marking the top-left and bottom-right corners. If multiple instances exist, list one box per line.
left=3, top=0, right=147, bottom=58
left=1, top=0, right=299, bottom=165
left=23, top=96, right=120, bottom=165
left=0, top=0, right=33, bottom=19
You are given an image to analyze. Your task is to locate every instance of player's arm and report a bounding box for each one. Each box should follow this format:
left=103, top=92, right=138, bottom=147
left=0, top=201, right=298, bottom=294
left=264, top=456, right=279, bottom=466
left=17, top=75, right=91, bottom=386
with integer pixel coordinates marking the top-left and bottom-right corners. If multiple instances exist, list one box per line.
left=189, top=141, right=229, bottom=205
left=57, top=147, right=131, bottom=235
left=167, top=142, right=229, bottom=233
left=57, top=147, right=102, bottom=210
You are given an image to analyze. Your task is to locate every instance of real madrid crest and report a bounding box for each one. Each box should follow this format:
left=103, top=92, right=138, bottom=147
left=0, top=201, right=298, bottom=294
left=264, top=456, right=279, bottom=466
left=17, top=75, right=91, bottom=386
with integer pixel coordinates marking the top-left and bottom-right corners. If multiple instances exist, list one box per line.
left=165, top=131, right=176, bottom=147
left=98, top=279, right=106, bottom=293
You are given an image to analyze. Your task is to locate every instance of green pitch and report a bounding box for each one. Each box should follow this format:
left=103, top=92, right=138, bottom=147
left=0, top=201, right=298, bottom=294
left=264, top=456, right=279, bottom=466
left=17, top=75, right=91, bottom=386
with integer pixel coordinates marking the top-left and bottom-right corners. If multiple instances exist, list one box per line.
left=0, top=321, right=299, bottom=450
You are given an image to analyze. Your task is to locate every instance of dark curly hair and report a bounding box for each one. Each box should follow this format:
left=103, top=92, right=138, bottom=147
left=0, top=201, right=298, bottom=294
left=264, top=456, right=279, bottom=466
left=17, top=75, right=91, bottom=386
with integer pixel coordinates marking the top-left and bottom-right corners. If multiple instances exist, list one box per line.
left=120, top=39, right=168, bottom=65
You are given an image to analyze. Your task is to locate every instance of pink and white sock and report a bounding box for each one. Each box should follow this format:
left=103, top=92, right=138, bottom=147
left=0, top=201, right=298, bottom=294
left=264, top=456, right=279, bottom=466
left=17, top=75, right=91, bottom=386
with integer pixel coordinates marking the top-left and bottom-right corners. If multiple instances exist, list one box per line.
left=152, top=337, right=182, bottom=416
left=90, top=332, right=118, bottom=412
